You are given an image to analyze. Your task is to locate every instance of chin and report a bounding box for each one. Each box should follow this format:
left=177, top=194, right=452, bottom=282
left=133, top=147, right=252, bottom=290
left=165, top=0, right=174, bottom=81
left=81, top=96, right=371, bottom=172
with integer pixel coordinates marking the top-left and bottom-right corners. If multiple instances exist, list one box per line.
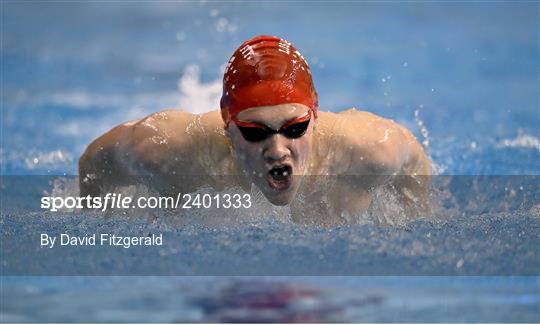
left=266, top=194, right=293, bottom=206
left=261, top=186, right=298, bottom=206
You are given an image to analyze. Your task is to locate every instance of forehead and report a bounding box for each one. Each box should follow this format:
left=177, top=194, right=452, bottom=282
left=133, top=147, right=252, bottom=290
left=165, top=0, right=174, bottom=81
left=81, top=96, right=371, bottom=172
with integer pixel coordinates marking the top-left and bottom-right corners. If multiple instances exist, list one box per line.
left=236, top=103, right=310, bottom=129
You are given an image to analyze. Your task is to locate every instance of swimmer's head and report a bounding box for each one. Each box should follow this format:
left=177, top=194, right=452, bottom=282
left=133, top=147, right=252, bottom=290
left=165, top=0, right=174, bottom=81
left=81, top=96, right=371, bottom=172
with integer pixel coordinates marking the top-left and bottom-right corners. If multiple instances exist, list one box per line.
left=220, top=35, right=318, bottom=128
left=221, top=36, right=317, bottom=205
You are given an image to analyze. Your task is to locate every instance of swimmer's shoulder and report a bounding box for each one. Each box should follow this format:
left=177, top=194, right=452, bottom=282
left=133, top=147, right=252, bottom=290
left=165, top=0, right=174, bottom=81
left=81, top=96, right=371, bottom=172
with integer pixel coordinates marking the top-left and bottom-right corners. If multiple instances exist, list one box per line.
left=125, top=109, right=233, bottom=170
left=316, top=108, right=395, bottom=141
left=127, top=109, right=194, bottom=135
left=317, top=108, right=428, bottom=174
left=127, top=109, right=223, bottom=132
left=119, top=110, right=183, bottom=155
left=124, top=109, right=222, bottom=144
left=316, top=108, right=379, bottom=128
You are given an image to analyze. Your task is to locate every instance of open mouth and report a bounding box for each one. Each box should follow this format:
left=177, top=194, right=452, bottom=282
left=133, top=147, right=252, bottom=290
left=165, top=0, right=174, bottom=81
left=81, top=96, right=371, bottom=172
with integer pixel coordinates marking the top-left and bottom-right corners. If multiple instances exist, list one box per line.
left=267, top=164, right=293, bottom=190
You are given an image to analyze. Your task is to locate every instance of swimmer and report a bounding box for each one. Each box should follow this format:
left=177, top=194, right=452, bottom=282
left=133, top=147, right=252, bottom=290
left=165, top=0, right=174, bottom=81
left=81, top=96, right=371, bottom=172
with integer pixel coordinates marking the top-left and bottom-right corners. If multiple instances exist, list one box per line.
left=79, top=35, right=431, bottom=225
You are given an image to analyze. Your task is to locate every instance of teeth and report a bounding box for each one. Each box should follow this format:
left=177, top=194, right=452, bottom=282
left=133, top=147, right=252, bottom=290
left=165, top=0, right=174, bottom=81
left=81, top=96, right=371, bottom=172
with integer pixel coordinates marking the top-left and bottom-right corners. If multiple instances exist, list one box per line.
left=270, top=166, right=291, bottom=178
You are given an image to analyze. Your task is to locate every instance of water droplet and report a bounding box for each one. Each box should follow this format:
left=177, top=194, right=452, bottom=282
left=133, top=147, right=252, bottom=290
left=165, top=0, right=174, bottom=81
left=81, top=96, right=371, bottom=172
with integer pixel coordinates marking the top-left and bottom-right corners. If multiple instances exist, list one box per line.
left=216, top=18, right=229, bottom=33
left=456, top=259, right=464, bottom=268
left=175, top=32, right=186, bottom=41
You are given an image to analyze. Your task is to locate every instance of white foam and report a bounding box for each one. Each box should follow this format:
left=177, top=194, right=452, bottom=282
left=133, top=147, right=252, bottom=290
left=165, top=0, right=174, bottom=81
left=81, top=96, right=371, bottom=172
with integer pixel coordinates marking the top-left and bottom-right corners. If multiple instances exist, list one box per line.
left=431, top=162, right=448, bottom=175
left=497, top=130, right=540, bottom=151
left=215, top=17, right=237, bottom=33
left=24, top=150, right=73, bottom=169
left=414, top=109, right=430, bottom=148
left=177, top=64, right=222, bottom=114
left=11, top=63, right=222, bottom=118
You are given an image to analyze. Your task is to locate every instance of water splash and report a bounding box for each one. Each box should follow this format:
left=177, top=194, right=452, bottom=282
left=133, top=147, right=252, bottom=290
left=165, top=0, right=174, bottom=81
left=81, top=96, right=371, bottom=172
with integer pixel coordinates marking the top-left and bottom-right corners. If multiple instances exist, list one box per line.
left=20, top=150, right=73, bottom=170
left=414, top=109, right=448, bottom=175
left=497, top=129, right=540, bottom=151
left=414, top=109, right=430, bottom=149
left=177, top=65, right=222, bottom=114
left=46, top=177, right=79, bottom=197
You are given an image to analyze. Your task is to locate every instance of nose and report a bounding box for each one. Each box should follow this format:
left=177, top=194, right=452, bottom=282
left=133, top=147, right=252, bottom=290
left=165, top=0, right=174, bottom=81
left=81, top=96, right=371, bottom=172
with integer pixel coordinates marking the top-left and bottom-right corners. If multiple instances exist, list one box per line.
left=263, top=134, right=291, bottom=163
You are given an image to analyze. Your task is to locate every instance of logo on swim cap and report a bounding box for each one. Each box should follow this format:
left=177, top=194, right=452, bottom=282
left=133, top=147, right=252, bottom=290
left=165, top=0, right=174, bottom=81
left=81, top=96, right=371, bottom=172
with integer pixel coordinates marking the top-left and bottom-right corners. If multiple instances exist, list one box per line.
left=220, top=35, right=318, bottom=128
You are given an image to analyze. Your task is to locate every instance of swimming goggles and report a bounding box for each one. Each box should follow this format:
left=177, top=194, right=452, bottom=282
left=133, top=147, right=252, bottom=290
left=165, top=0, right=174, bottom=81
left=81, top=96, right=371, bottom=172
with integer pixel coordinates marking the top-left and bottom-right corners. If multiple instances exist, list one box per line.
left=233, top=110, right=312, bottom=143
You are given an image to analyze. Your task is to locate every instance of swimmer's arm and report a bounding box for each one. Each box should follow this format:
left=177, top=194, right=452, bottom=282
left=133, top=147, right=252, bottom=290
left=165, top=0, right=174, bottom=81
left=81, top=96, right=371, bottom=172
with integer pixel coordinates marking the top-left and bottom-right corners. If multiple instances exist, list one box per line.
left=391, top=124, right=432, bottom=216
left=79, top=110, right=204, bottom=198
left=375, top=122, right=431, bottom=216
left=370, top=122, right=431, bottom=175
left=79, top=113, right=175, bottom=197
left=345, top=117, right=429, bottom=175
left=346, top=117, right=431, bottom=217
left=79, top=123, right=136, bottom=197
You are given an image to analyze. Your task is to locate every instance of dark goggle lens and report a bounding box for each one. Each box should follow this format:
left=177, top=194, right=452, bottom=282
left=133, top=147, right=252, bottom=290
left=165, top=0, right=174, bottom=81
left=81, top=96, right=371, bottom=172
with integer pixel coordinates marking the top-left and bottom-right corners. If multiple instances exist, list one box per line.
left=237, top=126, right=272, bottom=142
left=281, top=119, right=310, bottom=139
left=237, top=119, right=311, bottom=142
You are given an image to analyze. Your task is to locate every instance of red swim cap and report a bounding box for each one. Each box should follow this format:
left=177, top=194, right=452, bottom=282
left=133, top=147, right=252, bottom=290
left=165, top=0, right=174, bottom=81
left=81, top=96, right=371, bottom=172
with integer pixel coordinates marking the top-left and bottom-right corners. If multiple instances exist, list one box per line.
left=220, top=35, right=318, bottom=127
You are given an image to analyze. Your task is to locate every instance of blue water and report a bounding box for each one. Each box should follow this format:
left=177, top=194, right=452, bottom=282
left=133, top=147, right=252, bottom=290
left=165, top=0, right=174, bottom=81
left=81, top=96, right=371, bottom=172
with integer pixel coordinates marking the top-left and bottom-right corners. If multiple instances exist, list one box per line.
left=2, top=276, right=539, bottom=323
left=1, top=1, right=539, bottom=323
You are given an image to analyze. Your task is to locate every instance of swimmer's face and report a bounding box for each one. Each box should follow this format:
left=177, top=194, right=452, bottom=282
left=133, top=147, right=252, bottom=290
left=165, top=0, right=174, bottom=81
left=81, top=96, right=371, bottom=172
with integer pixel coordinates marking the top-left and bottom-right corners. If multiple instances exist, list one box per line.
left=227, top=103, right=315, bottom=205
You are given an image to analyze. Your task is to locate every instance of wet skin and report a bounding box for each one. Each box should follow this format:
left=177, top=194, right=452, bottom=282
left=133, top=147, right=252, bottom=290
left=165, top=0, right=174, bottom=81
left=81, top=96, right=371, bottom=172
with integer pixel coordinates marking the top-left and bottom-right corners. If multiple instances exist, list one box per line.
left=79, top=104, right=431, bottom=225
left=228, top=104, right=314, bottom=206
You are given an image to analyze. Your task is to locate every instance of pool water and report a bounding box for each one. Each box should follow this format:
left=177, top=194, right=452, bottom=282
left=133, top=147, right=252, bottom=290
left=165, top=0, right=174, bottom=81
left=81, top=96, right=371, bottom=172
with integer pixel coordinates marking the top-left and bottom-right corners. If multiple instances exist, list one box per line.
left=1, top=1, right=539, bottom=322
